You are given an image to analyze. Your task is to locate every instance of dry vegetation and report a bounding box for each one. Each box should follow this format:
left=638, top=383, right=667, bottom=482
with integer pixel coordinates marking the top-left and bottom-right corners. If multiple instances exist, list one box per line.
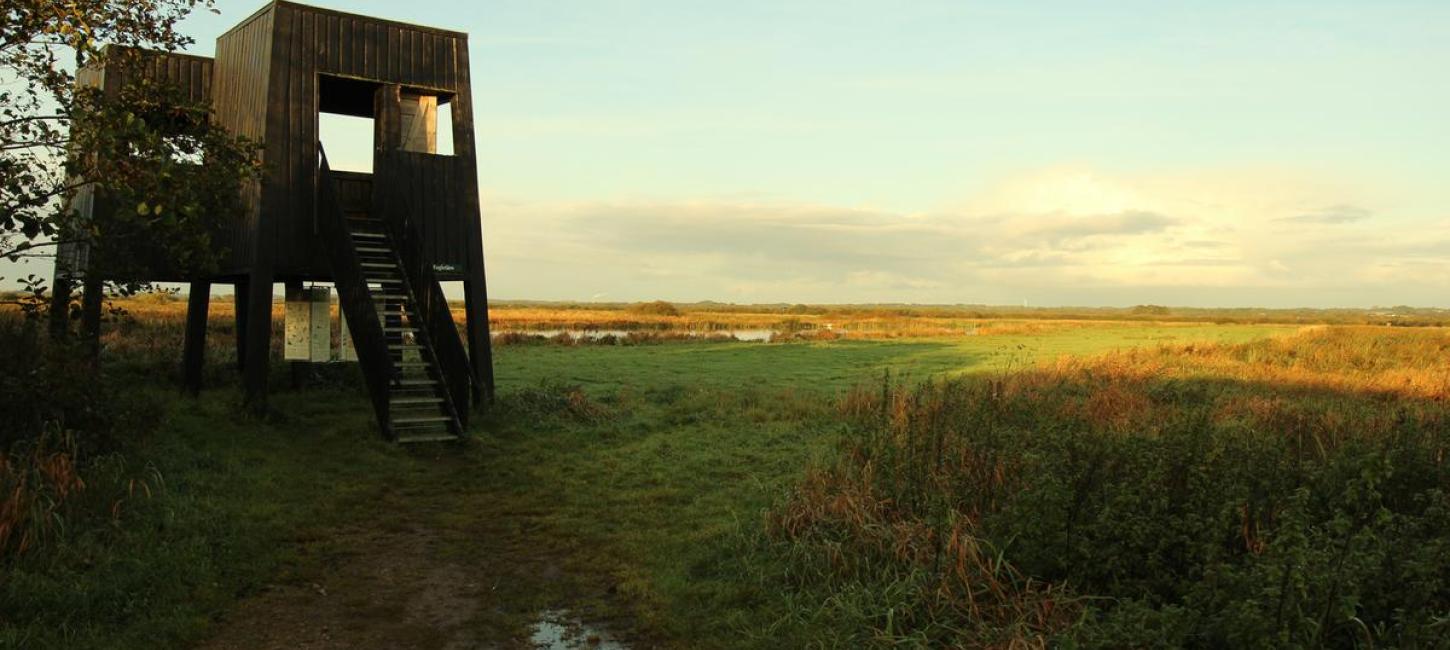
left=772, top=326, right=1450, bottom=646
left=485, top=303, right=1296, bottom=342
left=483, top=300, right=1450, bottom=342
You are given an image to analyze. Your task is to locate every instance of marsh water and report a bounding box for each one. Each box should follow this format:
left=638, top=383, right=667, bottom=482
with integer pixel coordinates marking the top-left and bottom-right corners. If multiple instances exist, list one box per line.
left=493, top=328, right=777, bottom=342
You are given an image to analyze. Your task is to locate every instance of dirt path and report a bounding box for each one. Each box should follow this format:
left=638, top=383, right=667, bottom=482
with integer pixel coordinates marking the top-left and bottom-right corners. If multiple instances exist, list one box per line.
left=197, top=522, right=631, bottom=650
left=198, top=525, right=490, bottom=649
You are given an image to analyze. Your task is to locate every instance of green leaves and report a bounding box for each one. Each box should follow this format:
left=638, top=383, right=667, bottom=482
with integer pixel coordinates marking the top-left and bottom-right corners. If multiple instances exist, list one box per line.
left=2, top=0, right=229, bottom=271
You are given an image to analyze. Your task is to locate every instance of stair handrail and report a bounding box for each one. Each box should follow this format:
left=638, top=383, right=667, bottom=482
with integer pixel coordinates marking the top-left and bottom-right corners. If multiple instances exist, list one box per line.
left=317, top=145, right=397, bottom=438
left=373, top=150, right=474, bottom=424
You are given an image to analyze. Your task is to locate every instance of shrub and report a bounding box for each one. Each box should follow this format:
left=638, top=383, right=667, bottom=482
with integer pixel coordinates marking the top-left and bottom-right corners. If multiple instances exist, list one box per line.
left=1131, top=304, right=1172, bottom=316
left=628, top=300, right=681, bottom=317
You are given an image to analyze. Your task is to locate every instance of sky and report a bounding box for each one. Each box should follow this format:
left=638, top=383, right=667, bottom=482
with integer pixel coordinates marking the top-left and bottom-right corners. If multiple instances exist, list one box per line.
left=13, top=0, right=1450, bottom=307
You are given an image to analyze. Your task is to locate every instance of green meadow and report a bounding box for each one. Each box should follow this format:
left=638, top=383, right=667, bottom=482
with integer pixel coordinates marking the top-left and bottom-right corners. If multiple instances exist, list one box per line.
left=494, top=323, right=1288, bottom=392
left=6, top=316, right=1449, bottom=648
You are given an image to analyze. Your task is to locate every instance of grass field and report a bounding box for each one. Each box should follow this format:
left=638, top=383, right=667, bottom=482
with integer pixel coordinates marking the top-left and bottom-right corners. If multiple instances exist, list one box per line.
left=2, top=299, right=1447, bottom=648
left=494, top=322, right=1287, bottom=393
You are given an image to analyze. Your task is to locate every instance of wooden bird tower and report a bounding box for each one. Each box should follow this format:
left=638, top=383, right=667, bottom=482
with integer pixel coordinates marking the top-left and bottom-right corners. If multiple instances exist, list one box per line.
left=57, top=1, right=496, bottom=442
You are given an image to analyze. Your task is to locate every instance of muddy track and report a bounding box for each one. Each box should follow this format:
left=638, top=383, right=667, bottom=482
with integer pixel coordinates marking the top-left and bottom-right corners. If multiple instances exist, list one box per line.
left=198, top=515, right=636, bottom=649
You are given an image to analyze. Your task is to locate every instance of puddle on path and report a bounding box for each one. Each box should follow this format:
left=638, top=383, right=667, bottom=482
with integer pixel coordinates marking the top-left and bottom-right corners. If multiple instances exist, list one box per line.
left=529, top=609, right=628, bottom=650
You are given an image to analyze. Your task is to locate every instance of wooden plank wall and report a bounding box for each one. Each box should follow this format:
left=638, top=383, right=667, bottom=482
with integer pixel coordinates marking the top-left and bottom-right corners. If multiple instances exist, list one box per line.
left=212, top=5, right=276, bottom=274
left=393, top=152, right=469, bottom=278
left=264, top=1, right=475, bottom=279
left=330, top=172, right=374, bottom=216
left=106, top=51, right=214, bottom=105
left=62, top=51, right=216, bottom=280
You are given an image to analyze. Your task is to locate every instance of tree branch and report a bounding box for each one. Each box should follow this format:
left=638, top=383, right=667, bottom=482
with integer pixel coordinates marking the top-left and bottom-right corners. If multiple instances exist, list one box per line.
left=0, top=114, right=67, bottom=128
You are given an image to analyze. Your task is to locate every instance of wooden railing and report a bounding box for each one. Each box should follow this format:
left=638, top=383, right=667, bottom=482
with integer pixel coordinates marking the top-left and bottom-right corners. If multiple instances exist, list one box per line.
left=317, top=146, right=396, bottom=438
left=374, top=150, right=474, bottom=424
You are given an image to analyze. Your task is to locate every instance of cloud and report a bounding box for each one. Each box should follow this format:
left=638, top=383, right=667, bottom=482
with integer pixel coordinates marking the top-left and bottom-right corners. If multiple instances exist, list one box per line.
left=1279, top=204, right=1373, bottom=224
left=999, top=210, right=1178, bottom=250
left=478, top=168, right=1448, bottom=307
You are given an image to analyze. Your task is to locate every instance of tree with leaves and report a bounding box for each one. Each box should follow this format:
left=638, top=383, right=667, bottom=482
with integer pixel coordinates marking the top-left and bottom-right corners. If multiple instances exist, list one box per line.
left=1, top=0, right=259, bottom=349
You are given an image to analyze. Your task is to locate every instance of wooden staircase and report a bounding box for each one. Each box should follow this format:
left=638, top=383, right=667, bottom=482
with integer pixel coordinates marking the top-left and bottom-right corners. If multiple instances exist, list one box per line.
left=317, top=146, right=473, bottom=443
left=350, top=216, right=464, bottom=442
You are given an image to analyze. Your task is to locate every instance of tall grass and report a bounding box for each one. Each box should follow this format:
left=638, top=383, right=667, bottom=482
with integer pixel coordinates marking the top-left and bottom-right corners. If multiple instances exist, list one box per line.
left=771, top=327, right=1450, bottom=647
left=0, top=426, right=84, bottom=555
left=0, top=315, right=168, bottom=563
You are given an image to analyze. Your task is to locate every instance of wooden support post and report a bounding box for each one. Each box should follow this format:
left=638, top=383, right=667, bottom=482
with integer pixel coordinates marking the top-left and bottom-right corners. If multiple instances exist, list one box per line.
left=464, top=277, right=495, bottom=404
left=79, top=273, right=104, bottom=363
left=48, top=275, right=72, bottom=341
left=374, top=84, right=402, bottom=157
left=181, top=280, right=211, bottom=396
left=233, top=277, right=250, bottom=373
left=241, top=273, right=273, bottom=413
left=450, top=42, right=495, bottom=407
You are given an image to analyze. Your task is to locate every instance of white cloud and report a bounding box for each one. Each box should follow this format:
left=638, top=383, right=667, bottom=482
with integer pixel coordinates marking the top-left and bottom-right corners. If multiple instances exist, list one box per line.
left=480, top=167, right=1450, bottom=307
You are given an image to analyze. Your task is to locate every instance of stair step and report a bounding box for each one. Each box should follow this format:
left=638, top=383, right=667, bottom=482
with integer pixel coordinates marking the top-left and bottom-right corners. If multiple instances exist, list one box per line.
left=392, top=418, right=448, bottom=426
left=391, top=396, right=440, bottom=404
left=382, top=326, right=418, bottom=333
left=391, top=415, right=453, bottom=425
left=351, top=232, right=385, bottom=239
left=395, top=379, right=437, bottom=386
left=361, top=262, right=396, bottom=269
left=356, top=246, right=390, bottom=253
left=395, top=361, right=433, bottom=368
left=396, top=433, right=460, bottom=444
